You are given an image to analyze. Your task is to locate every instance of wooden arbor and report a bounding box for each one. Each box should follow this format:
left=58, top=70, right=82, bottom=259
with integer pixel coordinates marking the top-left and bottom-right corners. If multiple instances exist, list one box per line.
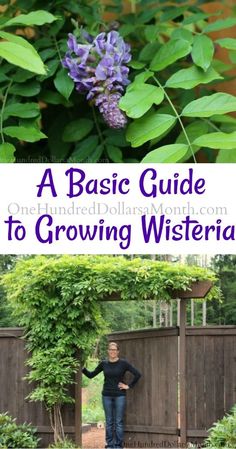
left=76, top=279, right=212, bottom=447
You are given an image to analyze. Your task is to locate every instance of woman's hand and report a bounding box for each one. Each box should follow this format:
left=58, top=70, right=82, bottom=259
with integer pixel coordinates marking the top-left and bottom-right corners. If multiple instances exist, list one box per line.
left=118, top=382, right=129, bottom=390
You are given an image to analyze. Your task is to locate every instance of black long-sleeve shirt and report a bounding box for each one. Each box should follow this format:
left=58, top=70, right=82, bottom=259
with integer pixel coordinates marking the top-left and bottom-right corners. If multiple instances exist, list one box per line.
left=82, top=358, right=141, bottom=396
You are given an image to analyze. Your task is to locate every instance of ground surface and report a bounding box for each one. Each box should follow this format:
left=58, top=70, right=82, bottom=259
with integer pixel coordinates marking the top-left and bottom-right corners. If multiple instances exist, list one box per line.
left=82, top=427, right=105, bottom=448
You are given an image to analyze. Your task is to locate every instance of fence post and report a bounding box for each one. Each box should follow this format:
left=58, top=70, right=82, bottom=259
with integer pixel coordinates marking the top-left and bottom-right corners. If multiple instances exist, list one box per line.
left=179, top=298, right=187, bottom=446
left=75, top=362, right=82, bottom=446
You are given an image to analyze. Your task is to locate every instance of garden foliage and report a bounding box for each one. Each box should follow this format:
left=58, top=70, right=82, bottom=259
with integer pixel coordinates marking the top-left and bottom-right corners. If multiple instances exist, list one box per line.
left=0, top=0, right=236, bottom=163
left=0, top=255, right=17, bottom=326
left=48, top=436, right=77, bottom=448
left=204, top=404, right=236, bottom=448
left=209, top=255, right=236, bottom=325
left=82, top=358, right=104, bottom=424
left=0, top=412, right=39, bottom=448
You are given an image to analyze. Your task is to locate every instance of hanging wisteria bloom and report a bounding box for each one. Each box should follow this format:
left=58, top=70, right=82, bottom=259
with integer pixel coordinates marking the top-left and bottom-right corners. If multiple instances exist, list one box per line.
left=62, top=30, right=131, bottom=128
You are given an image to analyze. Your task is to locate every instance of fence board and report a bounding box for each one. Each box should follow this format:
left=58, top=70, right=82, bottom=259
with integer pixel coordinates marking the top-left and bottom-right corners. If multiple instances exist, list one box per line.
left=224, top=336, right=236, bottom=411
left=195, top=335, right=205, bottom=430
left=205, top=336, right=215, bottom=429
left=186, top=336, right=196, bottom=429
left=214, top=336, right=224, bottom=419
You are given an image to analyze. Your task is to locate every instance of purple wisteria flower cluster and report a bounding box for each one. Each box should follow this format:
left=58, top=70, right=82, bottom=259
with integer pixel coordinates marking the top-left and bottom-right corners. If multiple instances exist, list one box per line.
left=62, top=30, right=131, bottom=129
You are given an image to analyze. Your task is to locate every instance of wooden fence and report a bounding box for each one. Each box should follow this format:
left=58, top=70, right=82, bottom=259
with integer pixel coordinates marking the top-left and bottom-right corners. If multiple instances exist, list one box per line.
left=1, top=323, right=236, bottom=447
left=109, top=325, right=236, bottom=447
left=186, top=326, right=236, bottom=441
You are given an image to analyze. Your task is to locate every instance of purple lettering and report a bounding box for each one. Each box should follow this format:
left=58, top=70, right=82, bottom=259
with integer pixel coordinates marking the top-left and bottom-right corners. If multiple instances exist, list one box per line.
left=36, top=169, right=57, bottom=197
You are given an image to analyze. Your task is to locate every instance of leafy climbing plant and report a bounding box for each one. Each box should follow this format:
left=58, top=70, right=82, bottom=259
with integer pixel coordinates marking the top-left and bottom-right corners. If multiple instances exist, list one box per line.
left=0, top=0, right=235, bottom=163
left=0, top=8, right=58, bottom=162
left=118, top=1, right=236, bottom=163
left=1, top=255, right=218, bottom=442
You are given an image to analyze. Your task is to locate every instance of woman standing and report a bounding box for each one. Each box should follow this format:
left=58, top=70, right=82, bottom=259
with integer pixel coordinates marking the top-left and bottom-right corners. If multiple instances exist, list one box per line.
left=82, top=341, right=141, bottom=449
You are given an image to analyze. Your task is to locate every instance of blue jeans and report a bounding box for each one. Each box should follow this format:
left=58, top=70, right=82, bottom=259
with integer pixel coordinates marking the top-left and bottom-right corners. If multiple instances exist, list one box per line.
left=102, top=395, right=126, bottom=448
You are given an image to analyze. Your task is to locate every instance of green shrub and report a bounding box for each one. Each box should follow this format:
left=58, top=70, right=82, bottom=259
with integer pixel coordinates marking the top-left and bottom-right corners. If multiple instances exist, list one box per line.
left=204, top=405, right=236, bottom=448
left=0, top=412, right=39, bottom=448
left=48, top=436, right=78, bottom=448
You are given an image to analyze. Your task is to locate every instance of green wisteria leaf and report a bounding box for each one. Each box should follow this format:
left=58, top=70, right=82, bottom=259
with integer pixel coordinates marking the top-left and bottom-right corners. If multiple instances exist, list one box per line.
left=165, top=66, right=222, bottom=89
left=126, top=112, right=176, bottom=147
left=193, top=132, right=236, bottom=149
left=191, top=35, right=214, bottom=71
left=119, top=83, right=164, bottom=119
left=150, top=39, right=191, bottom=71
left=182, top=93, right=236, bottom=117
left=141, top=144, right=189, bottom=163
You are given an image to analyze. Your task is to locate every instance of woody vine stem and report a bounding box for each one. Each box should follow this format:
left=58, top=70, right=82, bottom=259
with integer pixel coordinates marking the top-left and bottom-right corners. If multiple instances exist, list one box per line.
left=152, top=75, right=197, bottom=163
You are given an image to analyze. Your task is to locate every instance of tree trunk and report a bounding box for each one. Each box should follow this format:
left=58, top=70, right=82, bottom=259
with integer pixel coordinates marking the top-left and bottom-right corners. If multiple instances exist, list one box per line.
left=49, top=404, right=65, bottom=443
left=153, top=300, right=157, bottom=327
